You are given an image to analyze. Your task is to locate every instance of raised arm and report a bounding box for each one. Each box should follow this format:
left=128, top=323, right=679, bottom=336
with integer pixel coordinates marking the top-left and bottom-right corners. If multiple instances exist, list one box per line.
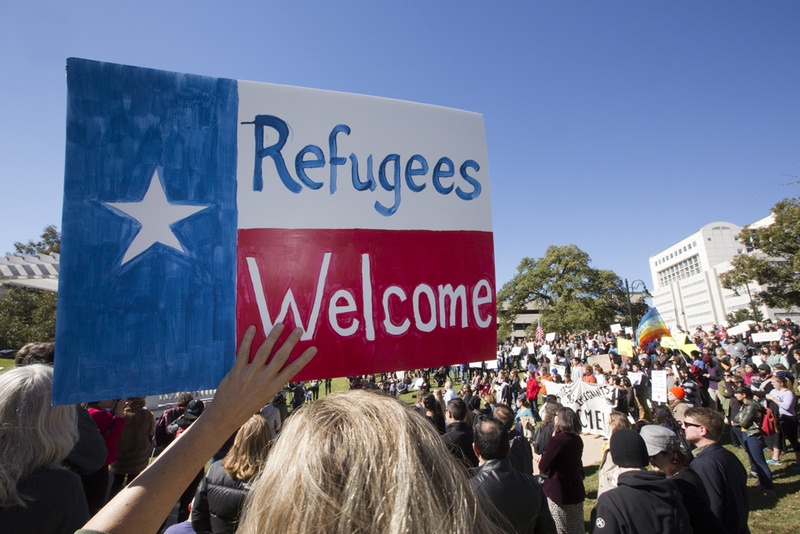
left=81, top=324, right=316, bottom=534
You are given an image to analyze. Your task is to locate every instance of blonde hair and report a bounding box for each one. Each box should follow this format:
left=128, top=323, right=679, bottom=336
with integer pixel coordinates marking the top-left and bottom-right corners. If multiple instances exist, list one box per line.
left=221, top=414, right=274, bottom=481
left=238, top=390, right=503, bottom=534
left=608, top=411, right=632, bottom=434
left=0, top=365, right=78, bottom=506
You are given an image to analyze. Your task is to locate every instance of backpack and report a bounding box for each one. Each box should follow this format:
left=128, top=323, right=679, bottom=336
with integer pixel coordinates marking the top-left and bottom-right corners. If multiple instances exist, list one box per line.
left=508, top=434, right=533, bottom=475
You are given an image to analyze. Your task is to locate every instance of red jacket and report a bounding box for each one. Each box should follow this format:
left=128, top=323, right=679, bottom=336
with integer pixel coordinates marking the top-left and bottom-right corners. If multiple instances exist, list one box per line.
left=88, top=407, right=125, bottom=466
left=526, top=377, right=540, bottom=401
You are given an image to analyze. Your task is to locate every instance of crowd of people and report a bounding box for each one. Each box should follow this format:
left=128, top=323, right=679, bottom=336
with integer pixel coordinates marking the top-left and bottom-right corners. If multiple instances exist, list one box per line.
left=0, top=317, right=798, bottom=533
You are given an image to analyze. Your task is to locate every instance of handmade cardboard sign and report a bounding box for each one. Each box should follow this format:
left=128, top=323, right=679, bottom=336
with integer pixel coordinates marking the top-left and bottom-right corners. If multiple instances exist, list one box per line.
left=53, top=58, right=494, bottom=404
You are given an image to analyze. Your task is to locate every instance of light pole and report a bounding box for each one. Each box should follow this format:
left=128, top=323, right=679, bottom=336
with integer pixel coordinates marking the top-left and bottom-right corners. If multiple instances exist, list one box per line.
left=625, top=278, right=652, bottom=331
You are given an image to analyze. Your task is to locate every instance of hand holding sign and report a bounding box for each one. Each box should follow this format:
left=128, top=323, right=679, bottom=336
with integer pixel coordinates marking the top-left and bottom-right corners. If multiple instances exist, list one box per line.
left=85, top=322, right=316, bottom=534
left=207, top=324, right=318, bottom=432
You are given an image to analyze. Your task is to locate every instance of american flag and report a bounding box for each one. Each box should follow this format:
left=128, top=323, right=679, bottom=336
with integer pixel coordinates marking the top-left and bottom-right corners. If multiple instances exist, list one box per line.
left=535, top=319, right=544, bottom=341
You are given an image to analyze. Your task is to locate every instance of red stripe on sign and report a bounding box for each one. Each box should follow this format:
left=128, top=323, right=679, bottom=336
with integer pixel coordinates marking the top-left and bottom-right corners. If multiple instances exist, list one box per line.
left=236, top=228, right=496, bottom=379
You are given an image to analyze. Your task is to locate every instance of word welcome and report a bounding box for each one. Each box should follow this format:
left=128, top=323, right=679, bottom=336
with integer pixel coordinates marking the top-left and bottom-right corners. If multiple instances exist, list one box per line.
left=245, top=252, right=493, bottom=340
left=244, top=115, right=483, bottom=216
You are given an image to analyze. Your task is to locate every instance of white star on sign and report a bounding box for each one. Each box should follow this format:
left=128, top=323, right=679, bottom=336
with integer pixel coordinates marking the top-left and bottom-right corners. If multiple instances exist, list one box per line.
left=106, top=169, right=209, bottom=265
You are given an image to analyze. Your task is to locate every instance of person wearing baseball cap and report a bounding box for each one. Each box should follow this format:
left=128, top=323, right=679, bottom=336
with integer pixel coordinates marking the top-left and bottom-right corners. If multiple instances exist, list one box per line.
left=590, top=429, right=690, bottom=533
left=641, top=425, right=726, bottom=533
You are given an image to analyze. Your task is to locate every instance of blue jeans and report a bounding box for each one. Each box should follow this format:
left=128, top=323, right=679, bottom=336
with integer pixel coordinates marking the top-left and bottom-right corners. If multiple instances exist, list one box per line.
left=742, top=433, right=773, bottom=489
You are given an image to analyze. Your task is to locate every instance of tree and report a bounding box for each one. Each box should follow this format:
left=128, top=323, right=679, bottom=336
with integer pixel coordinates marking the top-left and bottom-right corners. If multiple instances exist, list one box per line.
left=0, top=226, right=60, bottom=349
left=496, top=322, right=512, bottom=344
left=13, top=224, right=61, bottom=255
left=725, top=307, right=764, bottom=326
left=0, top=287, right=57, bottom=348
left=497, top=244, right=648, bottom=335
left=720, top=197, right=800, bottom=309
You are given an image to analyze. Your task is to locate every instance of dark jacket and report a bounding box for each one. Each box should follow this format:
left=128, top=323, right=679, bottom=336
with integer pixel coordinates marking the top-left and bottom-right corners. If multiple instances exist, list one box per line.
left=672, top=468, right=729, bottom=534
left=441, top=422, right=478, bottom=469
left=538, top=432, right=585, bottom=505
left=590, top=470, right=691, bottom=533
left=191, top=461, right=249, bottom=534
left=532, top=422, right=553, bottom=455
left=0, top=467, right=89, bottom=534
left=691, top=442, right=750, bottom=534
left=64, top=405, right=107, bottom=475
left=732, top=398, right=763, bottom=437
left=470, top=459, right=557, bottom=534
left=508, top=429, right=534, bottom=475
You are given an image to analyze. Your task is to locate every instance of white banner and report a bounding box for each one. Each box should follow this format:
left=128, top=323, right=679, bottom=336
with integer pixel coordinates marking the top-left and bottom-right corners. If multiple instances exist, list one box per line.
left=544, top=381, right=613, bottom=436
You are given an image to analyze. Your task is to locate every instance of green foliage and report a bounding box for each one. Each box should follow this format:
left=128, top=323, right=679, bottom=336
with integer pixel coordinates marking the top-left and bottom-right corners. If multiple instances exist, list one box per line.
left=0, top=226, right=61, bottom=349
left=0, top=287, right=57, bottom=348
left=13, top=225, right=61, bottom=255
left=497, top=244, right=646, bottom=335
left=725, top=307, right=764, bottom=325
left=496, top=322, right=512, bottom=343
left=720, top=197, right=800, bottom=309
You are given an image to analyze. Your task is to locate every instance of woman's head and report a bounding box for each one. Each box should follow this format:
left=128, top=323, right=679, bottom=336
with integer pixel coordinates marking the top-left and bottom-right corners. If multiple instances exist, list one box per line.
left=771, top=375, right=788, bottom=390
left=0, top=364, right=78, bottom=506
left=422, top=392, right=439, bottom=413
left=239, top=390, right=501, bottom=534
left=222, top=414, right=274, bottom=481
left=608, top=411, right=632, bottom=434
left=554, top=406, right=582, bottom=435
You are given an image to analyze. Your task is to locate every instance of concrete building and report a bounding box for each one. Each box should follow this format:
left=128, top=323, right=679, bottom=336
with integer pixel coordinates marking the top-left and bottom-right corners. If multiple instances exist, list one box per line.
left=648, top=218, right=799, bottom=330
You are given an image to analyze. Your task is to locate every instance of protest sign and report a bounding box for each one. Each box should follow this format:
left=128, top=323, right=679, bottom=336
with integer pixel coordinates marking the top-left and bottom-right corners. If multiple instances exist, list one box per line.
left=610, top=323, right=622, bottom=334
left=727, top=322, right=751, bottom=336
left=53, top=59, right=494, bottom=404
left=627, top=371, right=643, bottom=387
left=588, top=354, right=612, bottom=373
left=752, top=332, right=781, bottom=343
left=526, top=342, right=535, bottom=353
left=651, top=370, right=669, bottom=403
left=617, top=338, right=634, bottom=358
left=545, top=332, right=556, bottom=342
left=545, top=381, right=613, bottom=436
left=511, top=347, right=523, bottom=356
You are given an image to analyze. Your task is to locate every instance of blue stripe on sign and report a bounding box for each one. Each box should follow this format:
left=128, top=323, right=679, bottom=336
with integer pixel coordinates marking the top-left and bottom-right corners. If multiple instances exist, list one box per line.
left=54, top=58, right=238, bottom=405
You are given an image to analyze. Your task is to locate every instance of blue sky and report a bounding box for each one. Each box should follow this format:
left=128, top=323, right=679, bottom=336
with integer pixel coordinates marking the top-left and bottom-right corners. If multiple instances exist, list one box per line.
left=2, top=1, right=798, bottom=291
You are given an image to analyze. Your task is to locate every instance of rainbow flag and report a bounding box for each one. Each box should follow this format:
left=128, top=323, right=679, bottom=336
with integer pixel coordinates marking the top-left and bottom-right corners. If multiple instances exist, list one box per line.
left=637, top=307, right=671, bottom=351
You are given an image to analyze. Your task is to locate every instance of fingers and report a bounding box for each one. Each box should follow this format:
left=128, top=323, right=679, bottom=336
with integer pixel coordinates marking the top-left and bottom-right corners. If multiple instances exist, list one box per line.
left=251, top=323, right=287, bottom=366
left=274, top=346, right=318, bottom=385
left=239, top=323, right=316, bottom=382
left=235, top=326, right=257, bottom=368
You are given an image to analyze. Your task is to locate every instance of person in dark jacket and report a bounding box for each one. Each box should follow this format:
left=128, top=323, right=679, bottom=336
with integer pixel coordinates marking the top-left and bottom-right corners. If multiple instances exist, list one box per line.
left=494, top=404, right=533, bottom=475
left=640, top=424, right=728, bottom=533
left=470, top=417, right=557, bottom=534
left=441, top=398, right=479, bottom=469
left=685, top=407, right=750, bottom=534
left=538, top=407, right=585, bottom=534
left=192, top=414, right=274, bottom=534
left=590, top=428, right=691, bottom=533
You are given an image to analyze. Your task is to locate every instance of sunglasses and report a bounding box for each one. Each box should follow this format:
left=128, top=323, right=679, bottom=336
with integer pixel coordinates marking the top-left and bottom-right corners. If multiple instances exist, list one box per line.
left=682, top=421, right=702, bottom=429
